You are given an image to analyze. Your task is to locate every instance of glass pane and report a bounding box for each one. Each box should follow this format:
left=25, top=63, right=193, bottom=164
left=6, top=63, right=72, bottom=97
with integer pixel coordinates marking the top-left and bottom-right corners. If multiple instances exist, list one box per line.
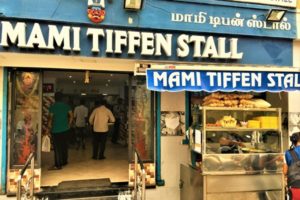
left=203, top=153, right=283, bottom=174
left=10, top=71, right=41, bottom=167
left=206, top=130, right=281, bottom=154
left=130, top=77, right=154, bottom=161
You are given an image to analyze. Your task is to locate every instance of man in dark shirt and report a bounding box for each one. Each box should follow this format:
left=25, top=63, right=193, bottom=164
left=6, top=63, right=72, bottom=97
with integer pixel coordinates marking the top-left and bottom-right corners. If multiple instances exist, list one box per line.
left=48, top=92, right=73, bottom=170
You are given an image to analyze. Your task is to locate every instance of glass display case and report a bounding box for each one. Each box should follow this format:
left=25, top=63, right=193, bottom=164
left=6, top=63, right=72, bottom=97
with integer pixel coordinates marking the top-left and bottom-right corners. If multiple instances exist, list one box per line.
left=188, top=106, right=285, bottom=200
left=202, top=107, right=283, bottom=175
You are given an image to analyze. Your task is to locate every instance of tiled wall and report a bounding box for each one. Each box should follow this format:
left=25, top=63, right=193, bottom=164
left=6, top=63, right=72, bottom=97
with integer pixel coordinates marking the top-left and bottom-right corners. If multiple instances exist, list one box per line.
left=7, top=168, right=41, bottom=194
left=129, top=163, right=155, bottom=187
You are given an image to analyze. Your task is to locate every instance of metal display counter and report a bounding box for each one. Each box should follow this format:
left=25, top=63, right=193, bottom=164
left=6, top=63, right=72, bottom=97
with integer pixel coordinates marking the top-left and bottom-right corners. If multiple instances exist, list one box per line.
left=182, top=107, right=284, bottom=200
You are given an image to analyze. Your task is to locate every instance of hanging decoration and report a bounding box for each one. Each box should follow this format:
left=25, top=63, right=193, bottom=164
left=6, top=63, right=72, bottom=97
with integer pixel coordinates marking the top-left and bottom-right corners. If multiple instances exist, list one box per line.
left=84, top=70, right=90, bottom=84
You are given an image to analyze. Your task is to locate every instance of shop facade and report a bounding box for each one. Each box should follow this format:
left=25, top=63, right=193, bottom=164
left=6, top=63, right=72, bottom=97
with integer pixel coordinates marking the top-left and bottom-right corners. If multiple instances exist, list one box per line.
left=0, top=0, right=297, bottom=199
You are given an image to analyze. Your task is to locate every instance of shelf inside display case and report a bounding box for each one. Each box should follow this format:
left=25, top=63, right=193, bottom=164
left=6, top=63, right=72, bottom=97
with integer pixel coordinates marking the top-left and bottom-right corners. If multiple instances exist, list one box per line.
left=200, top=107, right=279, bottom=112
left=205, top=128, right=279, bottom=132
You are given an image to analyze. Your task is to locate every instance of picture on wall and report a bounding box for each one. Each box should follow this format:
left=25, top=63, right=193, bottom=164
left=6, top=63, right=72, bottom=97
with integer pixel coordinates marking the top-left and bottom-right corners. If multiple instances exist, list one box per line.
left=289, top=112, right=300, bottom=133
left=161, top=111, right=185, bottom=136
left=11, top=71, right=40, bottom=166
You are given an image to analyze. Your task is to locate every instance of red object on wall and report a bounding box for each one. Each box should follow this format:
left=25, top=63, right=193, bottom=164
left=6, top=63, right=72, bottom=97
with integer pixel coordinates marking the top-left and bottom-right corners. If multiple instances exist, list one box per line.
left=87, top=8, right=105, bottom=23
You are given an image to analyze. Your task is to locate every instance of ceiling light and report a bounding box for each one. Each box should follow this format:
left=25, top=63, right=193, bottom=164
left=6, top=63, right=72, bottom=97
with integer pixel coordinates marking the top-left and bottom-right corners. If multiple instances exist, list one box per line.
left=69, top=75, right=72, bottom=78
left=105, top=83, right=109, bottom=87
left=102, top=93, right=108, bottom=96
left=110, top=74, right=113, bottom=77
left=124, top=0, right=144, bottom=10
left=73, top=80, right=76, bottom=84
left=81, top=93, right=87, bottom=96
left=108, top=79, right=111, bottom=82
left=266, top=9, right=287, bottom=22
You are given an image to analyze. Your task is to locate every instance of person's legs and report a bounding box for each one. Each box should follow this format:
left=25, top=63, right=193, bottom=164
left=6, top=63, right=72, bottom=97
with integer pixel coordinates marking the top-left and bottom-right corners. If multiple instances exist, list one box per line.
left=50, top=134, right=62, bottom=169
left=80, top=127, right=86, bottom=149
left=99, top=132, right=108, bottom=159
left=61, top=130, right=69, bottom=165
left=75, top=127, right=80, bottom=149
left=92, top=133, right=100, bottom=159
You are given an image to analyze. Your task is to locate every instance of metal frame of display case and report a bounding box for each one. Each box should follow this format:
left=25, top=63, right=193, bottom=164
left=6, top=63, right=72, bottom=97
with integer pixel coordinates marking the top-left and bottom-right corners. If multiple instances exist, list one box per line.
left=199, top=107, right=284, bottom=200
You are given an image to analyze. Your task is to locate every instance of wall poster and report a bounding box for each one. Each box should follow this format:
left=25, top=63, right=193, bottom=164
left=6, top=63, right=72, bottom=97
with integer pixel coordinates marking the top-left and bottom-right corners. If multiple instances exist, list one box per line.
left=161, top=111, right=185, bottom=136
left=10, top=71, right=40, bottom=166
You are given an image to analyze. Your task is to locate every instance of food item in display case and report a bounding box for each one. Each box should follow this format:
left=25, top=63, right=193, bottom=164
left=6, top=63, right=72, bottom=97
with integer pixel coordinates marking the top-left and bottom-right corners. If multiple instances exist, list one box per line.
left=201, top=92, right=272, bottom=108
left=206, top=123, right=222, bottom=127
left=252, top=99, right=271, bottom=108
left=203, top=92, right=224, bottom=101
left=202, top=99, right=224, bottom=107
left=202, top=92, right=255, bottom=107
left=254, top=116, right=278, bottom=129
left=218, top=116, right=237, bottom=128
left=240, top=121, right=248, bottom=127
left=238, top=94, right=254, bottom=100
left=202, top=92, right=225, bottom=107
left=223, top=93, right=239, bottom=100
left=247, top=120, right=260, bottom=128
left=224, top=99, right=239, bottom=107
left=239, top=99, right=255, bottom=108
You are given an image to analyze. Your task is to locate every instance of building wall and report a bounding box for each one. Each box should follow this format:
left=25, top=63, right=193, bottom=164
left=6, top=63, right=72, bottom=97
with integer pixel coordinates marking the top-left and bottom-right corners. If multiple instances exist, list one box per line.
left=289, top=41, right=300, bottom=147
left=146, top=92, right=190, bottom=200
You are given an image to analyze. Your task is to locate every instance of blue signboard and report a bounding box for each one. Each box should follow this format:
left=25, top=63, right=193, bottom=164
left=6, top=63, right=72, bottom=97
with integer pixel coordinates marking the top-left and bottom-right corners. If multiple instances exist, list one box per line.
left=146, top=69, right=300, bottom=92
left=0, top=0, right=296, bottom=39
left=0, top=19, right=293, bottom=66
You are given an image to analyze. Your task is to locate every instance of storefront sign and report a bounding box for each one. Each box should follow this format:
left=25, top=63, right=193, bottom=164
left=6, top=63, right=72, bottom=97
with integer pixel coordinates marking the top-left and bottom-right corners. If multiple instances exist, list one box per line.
left=146, top=69, right=300, bottom=92
left=0, top=20, right=243, bottom=59
left=0, top=19, right=293, bottom=66
left=0, top=0, right=296, bottom=39
left=142, top=1, right=296, bottom=39
left=223, top=0, right=296, bottom=8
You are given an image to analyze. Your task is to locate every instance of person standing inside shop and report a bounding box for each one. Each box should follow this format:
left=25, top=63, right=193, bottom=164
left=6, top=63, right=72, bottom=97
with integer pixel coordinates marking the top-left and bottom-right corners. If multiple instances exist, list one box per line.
left=74, top=99, right=89, bottom=150
left=112, top=98, right=124, bottom=144
left=48, top=92, right=73, bottom=170
left=285, top=132, right=300, bottom=200
left=89, top=99, right=115, bottom=160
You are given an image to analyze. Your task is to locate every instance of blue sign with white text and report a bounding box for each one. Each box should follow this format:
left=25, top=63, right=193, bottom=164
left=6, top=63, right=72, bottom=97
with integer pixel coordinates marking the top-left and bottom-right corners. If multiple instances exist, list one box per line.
left=0, top=19, right=293, bottom=66
left=146, top=70, right=300, bottom=92
left=0, top=0, right=296, bottom=39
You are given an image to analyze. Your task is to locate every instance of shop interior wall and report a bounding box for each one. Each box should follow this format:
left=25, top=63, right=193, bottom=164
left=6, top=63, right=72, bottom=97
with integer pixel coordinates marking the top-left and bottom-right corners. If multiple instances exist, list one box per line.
left=266, top=92, right=289, bottom=149
left=147, top=92, right=190, bottom=200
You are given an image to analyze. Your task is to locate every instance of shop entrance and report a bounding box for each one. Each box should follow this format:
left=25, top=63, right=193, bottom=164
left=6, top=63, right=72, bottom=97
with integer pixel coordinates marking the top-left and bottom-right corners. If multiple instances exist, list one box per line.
left=7, top=69, right=133, bottom=188
left=7, top=67, right=154, bottom=193
left=41, top=70, right=130, bottom=186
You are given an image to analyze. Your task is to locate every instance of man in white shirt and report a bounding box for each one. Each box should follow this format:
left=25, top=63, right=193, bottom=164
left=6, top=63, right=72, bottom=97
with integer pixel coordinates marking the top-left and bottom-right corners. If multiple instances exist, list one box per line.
left=74, top=99, right=88, bottom=150
left=89, top=99, right=115, bottom=159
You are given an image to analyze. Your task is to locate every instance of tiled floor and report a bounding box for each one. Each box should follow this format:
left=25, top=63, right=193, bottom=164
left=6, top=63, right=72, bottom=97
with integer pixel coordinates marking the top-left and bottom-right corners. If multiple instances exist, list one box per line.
left=41, top=136, right=129, bottom=186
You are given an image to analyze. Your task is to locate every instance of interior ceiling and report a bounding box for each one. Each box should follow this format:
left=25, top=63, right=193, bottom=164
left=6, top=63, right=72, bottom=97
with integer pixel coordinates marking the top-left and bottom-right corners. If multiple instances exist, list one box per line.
left=44, top=70, right=129, bottom=86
